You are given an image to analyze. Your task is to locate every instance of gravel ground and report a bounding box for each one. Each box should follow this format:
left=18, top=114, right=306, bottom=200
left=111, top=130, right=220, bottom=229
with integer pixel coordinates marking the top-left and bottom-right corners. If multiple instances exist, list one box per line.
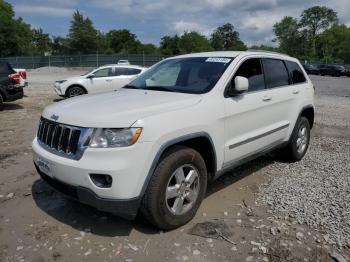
left=257, top=137, right=350, bottom=247
left=257, top=75, right=350, bottom=250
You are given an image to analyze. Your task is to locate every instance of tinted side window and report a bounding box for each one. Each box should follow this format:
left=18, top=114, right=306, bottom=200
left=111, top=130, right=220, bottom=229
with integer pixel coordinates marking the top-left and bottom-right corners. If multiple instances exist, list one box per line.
left=94, top=68, right=112, bottom=77
left=262, top=59, right=289, bottom=88
left=285, top=61, right=306, bottom=84
left=114, top=68, right=141, bottom=76
left=126, top=68, right=141, bottom=75
left=234, top=58, right=265, bottom=92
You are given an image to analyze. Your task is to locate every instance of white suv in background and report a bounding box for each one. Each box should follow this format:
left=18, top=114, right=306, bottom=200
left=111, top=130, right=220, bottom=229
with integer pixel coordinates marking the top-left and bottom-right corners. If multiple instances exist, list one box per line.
left=33, top=51, right=314, bottom=229
left=54, top=64, right=147, bottom=97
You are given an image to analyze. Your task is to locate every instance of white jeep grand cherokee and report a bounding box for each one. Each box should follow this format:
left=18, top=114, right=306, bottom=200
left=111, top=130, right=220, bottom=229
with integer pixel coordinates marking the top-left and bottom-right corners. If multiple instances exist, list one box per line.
left=32, top=51, right=314, bottom=229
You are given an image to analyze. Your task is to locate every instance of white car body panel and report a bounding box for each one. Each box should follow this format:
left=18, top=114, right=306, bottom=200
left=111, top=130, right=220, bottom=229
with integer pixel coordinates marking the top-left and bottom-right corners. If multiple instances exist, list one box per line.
left=33, top=51, right=314, bottom=210
left=54, top=65, right=147, bottom=97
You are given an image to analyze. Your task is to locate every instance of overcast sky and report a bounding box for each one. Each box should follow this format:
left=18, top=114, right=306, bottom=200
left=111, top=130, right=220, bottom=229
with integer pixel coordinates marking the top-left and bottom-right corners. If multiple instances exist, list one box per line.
left=8, top=0, right=350, bottom=46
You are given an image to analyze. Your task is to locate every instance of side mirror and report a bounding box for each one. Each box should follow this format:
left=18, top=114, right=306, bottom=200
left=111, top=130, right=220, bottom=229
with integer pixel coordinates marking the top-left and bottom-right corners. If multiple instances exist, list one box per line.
left=234, top=76, right=249, bottom=93
left=226, top=76, right=249, bottom=97
left=87, top=74, right=95, bottom=79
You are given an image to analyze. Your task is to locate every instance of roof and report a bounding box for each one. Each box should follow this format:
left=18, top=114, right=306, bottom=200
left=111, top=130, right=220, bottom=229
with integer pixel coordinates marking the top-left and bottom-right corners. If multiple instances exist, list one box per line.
left=99, top=64, right=145, bottom=69
left=172, top=51, right=294, bottom=61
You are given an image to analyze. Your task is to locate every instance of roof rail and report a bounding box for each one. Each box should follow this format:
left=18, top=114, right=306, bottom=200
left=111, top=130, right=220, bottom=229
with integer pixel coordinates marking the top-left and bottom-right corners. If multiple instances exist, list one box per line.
left=247, top=49, right=290, bottom=56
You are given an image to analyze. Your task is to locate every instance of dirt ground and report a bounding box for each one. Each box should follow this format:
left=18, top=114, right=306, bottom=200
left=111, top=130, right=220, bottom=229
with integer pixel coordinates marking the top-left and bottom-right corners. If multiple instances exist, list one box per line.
left=0, top=69, right=349, bottom=262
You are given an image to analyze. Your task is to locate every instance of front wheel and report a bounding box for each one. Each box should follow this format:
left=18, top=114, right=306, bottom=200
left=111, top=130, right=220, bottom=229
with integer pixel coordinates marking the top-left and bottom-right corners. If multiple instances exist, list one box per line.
left=141, top=146, right=207, bottom=230
left=282, top=117, right=311, bottom=162
left=66, top=86, right=86, bottom=98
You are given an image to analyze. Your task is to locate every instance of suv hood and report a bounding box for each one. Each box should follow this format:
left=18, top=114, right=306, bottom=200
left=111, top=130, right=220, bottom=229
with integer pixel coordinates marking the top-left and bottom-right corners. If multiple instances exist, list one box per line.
left=42, top=89, right=202, bottom=127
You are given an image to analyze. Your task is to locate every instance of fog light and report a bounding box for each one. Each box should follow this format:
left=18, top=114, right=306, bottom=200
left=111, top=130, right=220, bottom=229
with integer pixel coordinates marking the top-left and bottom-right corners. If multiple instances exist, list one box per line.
left=90, top=174, right=113, bottom=188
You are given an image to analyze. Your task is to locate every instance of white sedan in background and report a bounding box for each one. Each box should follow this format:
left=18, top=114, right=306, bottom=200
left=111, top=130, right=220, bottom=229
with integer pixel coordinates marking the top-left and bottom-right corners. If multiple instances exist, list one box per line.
left=54, top=65, right=147, bottom=98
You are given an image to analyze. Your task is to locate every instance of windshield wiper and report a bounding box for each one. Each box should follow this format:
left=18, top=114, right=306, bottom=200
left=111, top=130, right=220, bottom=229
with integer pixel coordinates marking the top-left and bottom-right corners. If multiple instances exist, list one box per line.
left=146, top=86, right=174, bottom=92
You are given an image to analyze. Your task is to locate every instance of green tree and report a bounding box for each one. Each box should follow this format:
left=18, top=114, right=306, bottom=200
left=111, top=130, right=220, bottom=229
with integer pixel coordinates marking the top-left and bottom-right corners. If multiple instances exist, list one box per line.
left=96, top=32, right=111, bottom=53
left=160, top=35, right=180, bottom=55
left=178, top=32, right=213, bottom=54
left=31, top=28, right=52, bottom=55
left=210, top=23, right=246, bottom=51
left=318, top=24, right=350, bottom=63
left=273, top=16, right=305, bottom=57
left=0, top=0, right=32, bottom=56
left=51, top=36, right=70, bottom=55
left=299, top=6, right=338, bottom=57
left=249, top=44, right=279, bottom=52
left=106, top=29, right=141, bottom=54
left=140, top=43, right=159, bottom=54
left=68, top=10, right=98, bottom=54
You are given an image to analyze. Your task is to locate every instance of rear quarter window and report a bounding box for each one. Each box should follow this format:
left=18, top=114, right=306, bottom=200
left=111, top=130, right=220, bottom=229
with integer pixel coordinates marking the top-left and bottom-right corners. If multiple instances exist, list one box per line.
left=262, top=59, right=289, bottom=88
left=114, top=68, right=142, bottom=76
left=285, top=61, right=307, bottom=84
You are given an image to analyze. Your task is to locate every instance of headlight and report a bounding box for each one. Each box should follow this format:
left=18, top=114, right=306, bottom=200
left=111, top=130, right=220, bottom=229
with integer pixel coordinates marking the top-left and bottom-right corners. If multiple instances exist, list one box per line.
left=89, top=128, right=142, bottom=148
left=56, top=80, right=67, bottom=84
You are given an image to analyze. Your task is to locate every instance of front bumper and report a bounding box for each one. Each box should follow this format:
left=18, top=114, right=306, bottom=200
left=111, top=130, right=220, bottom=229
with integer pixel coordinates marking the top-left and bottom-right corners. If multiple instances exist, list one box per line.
left=54, top=83, right=64, bottom=96
left=34, top=163, right=140, bottom=219
left=32, top=137, right=155, bottom=218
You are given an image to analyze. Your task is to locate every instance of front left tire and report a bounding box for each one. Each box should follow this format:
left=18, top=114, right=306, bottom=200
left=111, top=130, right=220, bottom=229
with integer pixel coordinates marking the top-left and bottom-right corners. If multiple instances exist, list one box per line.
left=141, top=146, right=207, bottom=230
left=66, top=86, right=86, bottom=98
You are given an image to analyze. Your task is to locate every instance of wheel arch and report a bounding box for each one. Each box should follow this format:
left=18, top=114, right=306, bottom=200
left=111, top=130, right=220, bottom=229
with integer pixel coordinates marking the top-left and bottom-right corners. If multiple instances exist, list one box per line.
left=299, top=105, right=314, bottom=129
left=65, top=84, right=88, bottom=97
left=140, top=132, right=217, bottom=197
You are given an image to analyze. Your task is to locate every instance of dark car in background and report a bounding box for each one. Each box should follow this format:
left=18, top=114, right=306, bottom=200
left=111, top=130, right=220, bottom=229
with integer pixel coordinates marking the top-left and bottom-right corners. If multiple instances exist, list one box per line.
left=0, top=62, right=24, bottom=110
left=302, top=64, right=320, bottom=75
left=318, top=64, right=346, bottom=77
left=344, top=65, right=350, bottom=77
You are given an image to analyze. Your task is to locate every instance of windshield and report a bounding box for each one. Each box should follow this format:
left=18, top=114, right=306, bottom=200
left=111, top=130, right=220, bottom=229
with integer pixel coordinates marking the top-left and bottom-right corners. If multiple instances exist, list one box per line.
left=124, top=57, right=233, bottom=94
left=81, top=69, right=95, bottom=76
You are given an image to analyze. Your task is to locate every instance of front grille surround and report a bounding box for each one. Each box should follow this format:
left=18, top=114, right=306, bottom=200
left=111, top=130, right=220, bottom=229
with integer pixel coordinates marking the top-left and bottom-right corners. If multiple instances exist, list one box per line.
left=37, top=117, right=93, bottom=160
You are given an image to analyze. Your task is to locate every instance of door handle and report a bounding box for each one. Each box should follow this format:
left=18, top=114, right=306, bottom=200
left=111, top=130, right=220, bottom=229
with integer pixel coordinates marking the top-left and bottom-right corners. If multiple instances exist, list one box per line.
left=262, top=95, right=272, bottom=101
left=105, top=79, right=113, bottom=82
left=292, top=90, right=299, bottom=94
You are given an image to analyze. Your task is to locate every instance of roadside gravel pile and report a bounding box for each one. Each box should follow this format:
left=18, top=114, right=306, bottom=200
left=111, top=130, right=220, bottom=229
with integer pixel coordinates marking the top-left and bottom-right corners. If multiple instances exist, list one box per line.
left=257, top=136, right=350, bottom=247
left=30, top=66, right=68, bottom=74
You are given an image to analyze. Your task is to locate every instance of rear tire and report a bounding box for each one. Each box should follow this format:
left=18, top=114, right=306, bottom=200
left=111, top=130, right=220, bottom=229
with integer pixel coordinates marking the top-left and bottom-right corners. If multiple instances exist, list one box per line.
left=141, top=146, right=207, bottom=230
left=282, top=117, right=311, bottom=162
left=66, top=86, right=86, bottom=98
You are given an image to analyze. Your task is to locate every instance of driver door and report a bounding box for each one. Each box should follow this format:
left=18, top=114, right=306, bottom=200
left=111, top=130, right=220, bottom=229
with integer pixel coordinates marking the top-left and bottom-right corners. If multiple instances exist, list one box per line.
left=86, top=67, right=113, bottom=93
left=223, top=57, right=290, bottom=166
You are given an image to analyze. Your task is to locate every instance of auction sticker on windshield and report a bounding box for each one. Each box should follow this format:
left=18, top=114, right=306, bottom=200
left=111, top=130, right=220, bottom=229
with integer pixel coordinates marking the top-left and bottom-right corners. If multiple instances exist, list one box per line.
left=205, top=57, right=231, bottom=63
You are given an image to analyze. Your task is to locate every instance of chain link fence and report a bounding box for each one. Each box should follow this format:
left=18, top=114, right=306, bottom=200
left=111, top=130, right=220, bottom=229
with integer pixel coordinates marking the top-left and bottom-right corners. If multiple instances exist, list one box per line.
left=0, top=54, right=172, bottom=69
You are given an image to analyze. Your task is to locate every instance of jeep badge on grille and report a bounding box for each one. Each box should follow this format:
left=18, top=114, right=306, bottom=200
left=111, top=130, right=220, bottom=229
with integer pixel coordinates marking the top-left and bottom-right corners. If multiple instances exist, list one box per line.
left=50, top=114, right=59, bottom=121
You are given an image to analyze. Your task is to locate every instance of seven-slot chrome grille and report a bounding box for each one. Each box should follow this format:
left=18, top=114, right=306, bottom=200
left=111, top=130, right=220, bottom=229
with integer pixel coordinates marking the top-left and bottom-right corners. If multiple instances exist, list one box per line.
left=37, top=117, right=91, bottom=160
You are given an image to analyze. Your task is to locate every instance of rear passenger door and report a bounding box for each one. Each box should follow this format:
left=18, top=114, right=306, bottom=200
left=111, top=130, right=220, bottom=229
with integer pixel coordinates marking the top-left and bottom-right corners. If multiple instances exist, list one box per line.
left=261, top=58, right=302, bottom=142
left=110, top=68, right=142, bottom=90
left=284, top=60, right=309, bottom=130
